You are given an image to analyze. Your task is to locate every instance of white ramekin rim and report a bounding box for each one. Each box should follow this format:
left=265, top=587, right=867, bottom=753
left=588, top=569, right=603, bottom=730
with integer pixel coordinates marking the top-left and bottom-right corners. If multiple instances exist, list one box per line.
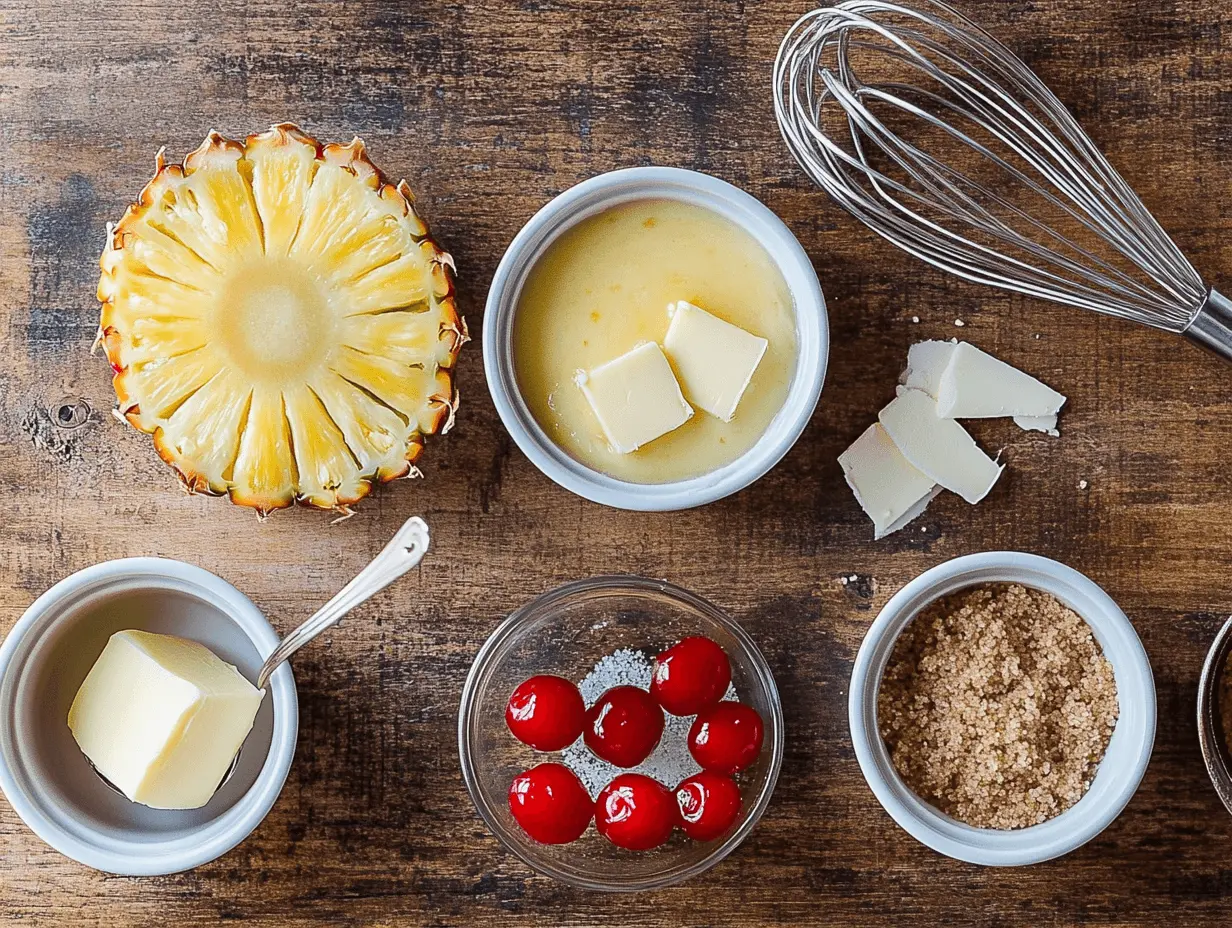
left=482, top=166, right=828, bottom=511
left=848, top=551, right=1156, bottom=866
left=0, top=557, right=298, bottom=875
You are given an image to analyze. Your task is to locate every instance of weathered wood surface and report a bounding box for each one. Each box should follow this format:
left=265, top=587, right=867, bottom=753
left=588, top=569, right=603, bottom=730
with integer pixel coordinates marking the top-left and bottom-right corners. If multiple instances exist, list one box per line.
left=2, top=0, right=1232, bottom=924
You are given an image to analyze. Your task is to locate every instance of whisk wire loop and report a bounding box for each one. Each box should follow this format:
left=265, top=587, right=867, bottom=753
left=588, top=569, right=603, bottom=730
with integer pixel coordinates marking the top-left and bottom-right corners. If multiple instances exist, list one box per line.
left=773, top=0, right=1209, bottom=335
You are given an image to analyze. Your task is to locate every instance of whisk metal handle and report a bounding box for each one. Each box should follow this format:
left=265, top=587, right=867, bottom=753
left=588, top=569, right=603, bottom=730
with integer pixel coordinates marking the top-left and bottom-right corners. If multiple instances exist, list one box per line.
left=1183, top=290, right=1232, bottom=363
left=255, top=516, right=430, bottom=690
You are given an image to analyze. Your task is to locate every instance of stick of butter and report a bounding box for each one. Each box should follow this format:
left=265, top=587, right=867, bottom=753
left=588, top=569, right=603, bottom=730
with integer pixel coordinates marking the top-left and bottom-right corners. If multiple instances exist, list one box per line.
left=663, top=300, right=768, bottom=422
left=576, top=341, right=693, bottom=453
left=68, top=629, right=264, bottom=810
left=879, top=388, right=1003, bottom=504
left=839, top=423, right=940, bottom=538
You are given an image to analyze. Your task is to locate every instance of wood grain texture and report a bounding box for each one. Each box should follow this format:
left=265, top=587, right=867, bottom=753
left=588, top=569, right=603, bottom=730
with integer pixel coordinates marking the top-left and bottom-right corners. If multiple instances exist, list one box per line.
left=2, top=0, right=1232, bottom=923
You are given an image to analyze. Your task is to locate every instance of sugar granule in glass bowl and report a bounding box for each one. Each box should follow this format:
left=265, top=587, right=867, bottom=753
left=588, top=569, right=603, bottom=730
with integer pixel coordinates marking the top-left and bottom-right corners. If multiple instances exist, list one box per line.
left=561, top=647, right=737, bottom=798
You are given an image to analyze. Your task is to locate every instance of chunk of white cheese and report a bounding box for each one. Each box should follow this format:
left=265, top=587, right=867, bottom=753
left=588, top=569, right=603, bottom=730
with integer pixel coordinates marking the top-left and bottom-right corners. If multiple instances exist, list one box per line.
left=576, top=341, right=693, bottom=453
left=902, top=340, right=1064, bottom=434
left=839, top=423, right=940, bottom=538
left=935, top=341, right=1066, bottom=419
left=662, top=300, right=768, bottom=422
left=68, top=629, right=264, bottom=810
left=878, top=389, right=1003, bottom=504
left=901, top=339, right=957, bottom=397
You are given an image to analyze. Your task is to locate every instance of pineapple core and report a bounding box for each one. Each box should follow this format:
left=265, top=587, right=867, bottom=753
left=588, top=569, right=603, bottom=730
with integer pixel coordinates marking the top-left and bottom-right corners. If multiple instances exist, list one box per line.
left=97, top=124, right=467, bottom=513
left=217, top=259, right=335, bottom=374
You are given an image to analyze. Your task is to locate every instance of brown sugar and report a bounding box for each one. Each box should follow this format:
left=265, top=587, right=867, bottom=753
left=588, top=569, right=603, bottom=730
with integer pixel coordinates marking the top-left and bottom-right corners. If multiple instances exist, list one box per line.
left=877, top=583, right=1118, bottom=830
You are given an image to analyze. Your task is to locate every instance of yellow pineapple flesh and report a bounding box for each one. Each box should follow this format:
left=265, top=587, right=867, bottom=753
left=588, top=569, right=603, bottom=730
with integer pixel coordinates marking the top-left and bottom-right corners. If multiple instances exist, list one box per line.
left=97, top=124, right=467, bottom=514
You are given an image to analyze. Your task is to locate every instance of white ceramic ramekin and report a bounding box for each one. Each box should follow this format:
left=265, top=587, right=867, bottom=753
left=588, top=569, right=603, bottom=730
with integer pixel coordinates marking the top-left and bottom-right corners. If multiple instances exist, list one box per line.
left=849, top=552, right=1155, bottom=866
left=483, top=166, right=828, bottom=511
left=0, top=558, right=297, bottom=875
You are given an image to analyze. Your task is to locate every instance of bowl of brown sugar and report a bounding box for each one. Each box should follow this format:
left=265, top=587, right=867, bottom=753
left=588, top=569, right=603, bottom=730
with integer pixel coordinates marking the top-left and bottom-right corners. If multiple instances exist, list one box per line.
left=849, top=552, right=1155, bottom=866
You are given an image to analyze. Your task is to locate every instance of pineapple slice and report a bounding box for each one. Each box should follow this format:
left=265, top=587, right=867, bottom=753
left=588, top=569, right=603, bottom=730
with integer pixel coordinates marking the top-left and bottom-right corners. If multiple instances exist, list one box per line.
left=97, top=124, right=467, bottom=515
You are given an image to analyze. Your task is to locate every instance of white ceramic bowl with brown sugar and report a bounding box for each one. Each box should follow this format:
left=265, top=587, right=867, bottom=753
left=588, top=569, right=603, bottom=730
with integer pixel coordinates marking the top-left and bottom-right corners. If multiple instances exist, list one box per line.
left=848, top=551, right=1155, bottom=866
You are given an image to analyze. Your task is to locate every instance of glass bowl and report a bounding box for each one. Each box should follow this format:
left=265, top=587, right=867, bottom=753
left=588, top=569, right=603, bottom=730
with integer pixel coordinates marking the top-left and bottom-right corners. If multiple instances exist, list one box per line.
left=458, top=576, right=783, bottom=891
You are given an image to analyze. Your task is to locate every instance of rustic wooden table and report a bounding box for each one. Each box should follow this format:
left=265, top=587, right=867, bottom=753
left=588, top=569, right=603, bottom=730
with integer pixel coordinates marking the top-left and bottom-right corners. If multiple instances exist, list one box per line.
left=3, top=0, right=1232, bottom=924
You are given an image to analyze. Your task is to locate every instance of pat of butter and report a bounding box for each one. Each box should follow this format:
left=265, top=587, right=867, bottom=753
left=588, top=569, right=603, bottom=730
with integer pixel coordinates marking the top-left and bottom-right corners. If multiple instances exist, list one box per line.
left=576, top=341, right=693, bottom=453
left=839, top=423, right=940, bottom=538
left=879, top=388, right=1003, bottom=504
left=663, top=300, right=768, bottom=421
left=68, top=629, right=264, bottom=810
left=936, top=341, right=1066, bottom=419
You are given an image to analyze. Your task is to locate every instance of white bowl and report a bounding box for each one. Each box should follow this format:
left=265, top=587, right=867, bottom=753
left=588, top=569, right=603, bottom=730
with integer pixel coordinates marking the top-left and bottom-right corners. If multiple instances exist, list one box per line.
left=848, top=552, right=1155, bottom=866
left=0, top=558, right=298, bottom=875
left=483, top=166, right=828, bottom=511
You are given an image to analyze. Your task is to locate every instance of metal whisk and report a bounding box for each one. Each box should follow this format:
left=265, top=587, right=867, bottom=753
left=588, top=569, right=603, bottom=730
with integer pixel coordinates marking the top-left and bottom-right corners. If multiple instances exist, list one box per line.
left=773, top=0, right=1232, bottom=359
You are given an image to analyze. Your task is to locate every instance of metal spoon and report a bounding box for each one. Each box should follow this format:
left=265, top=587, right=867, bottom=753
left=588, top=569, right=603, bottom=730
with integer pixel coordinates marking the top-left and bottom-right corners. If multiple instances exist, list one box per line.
left=93, top=515, right=431, bottom=800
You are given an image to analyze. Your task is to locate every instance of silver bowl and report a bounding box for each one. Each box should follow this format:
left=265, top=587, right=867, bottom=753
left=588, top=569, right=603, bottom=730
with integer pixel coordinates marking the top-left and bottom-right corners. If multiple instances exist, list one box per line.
left=1197, top=617, right=1232, bottom=814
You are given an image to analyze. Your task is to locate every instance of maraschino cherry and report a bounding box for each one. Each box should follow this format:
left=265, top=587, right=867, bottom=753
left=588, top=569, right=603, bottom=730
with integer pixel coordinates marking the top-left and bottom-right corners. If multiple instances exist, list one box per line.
left=675, top=771, right=742, bottom=841
left=584, top=685, right=664, bottom=767
left=508, top=762, right=593, bottom=844
left=595, top=773, right=678, bottom=850
left=688, top=702, right=764, bottom=774
left=650, top=636, right=731, bottom=716
left=505, top=674, right=586, bottom=751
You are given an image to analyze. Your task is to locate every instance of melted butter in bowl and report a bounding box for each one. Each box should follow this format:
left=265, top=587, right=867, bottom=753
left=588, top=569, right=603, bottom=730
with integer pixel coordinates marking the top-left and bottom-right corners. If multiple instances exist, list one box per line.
left=512, top=198, right=799, bottom=484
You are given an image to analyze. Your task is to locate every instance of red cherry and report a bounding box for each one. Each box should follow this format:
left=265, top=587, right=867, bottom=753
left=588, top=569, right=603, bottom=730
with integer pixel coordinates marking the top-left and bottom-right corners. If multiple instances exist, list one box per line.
left=584, top=686, right=664, bottom=768
left=595, top=773, right=678, bottom=850
left=688, top=702, right=764, bottom=774
left=508, top=762, right=593, bottom=844
left=675, top=771, right=742, bottom=841
left=505, top=675, right=586, bottom=751
left=651, top=636, right=732, bottom=716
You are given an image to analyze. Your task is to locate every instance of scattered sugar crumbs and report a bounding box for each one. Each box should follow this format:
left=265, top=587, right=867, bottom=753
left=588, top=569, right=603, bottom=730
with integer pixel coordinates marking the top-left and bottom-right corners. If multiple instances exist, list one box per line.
left=878, top=583, right=1118, bottom=830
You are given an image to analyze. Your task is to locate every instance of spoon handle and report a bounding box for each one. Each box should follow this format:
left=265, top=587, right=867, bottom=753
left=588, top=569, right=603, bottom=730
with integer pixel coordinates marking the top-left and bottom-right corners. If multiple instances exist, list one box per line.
left=256, top=516, right=431, bottom=689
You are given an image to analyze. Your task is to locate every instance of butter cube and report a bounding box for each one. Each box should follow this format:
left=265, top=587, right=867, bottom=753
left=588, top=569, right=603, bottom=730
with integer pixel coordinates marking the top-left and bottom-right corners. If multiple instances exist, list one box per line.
left=663, top=300, right=768, bottom=421
left=68, top=629, right=264, bottom=810
left=576, top=342, right=693, bottom=453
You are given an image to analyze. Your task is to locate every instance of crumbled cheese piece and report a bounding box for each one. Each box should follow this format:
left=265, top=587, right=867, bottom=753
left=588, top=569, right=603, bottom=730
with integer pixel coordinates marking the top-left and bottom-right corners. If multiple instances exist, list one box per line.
left=662, top=300, right=767, bottom=421
left=878, top=389, right=1003, bottom=504
left=839, top=423, right=940, bottom=539
left=576, top=342, right=693, bottom=453
left=954, top=318, right=965, bottom=327
left=68, top=630, right=264, bottom=810
left=936, top=341, right=1066, bottom=419
left=1013, top=415, right=1059, bottom=436
left=1078, top=479, right=1089, bottom=490
left=911, top=316, right=920, bottom=323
